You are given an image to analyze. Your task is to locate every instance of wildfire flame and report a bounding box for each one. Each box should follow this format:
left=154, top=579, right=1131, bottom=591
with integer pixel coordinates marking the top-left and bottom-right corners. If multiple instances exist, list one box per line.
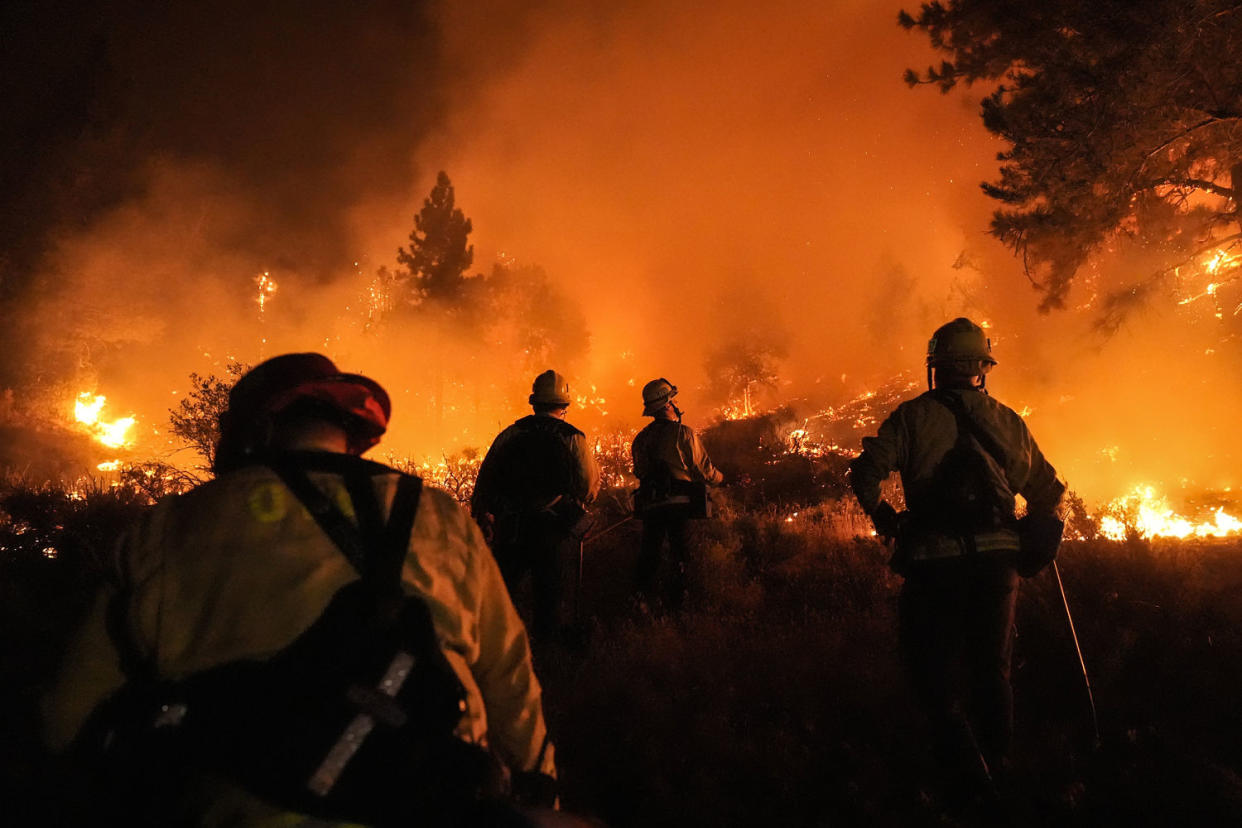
left=721, top=385, right=759, bottom=421
left=1098, top=484, right=1242, bottom=540
left=1177, top=247, right=1241, bottom=313
left=255, top=271, right=278, bottom=312
left=74, top=393, right=136, bottom=449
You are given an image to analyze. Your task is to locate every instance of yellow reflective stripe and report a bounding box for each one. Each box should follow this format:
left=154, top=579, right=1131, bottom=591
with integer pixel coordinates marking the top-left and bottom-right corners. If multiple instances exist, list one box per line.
left=907, top=531, right=1019, bottom=559
left=247, top=481, right=288, bottom=523
left=246, top=479, right=355, bottom=524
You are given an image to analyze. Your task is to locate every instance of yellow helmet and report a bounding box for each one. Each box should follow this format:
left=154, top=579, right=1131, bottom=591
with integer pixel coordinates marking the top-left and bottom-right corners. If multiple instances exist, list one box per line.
left=529, top=370, right=571, bottom=406
left=641, top=378, right=678, bottom=416
left=926, top=318, right=997, bottom=367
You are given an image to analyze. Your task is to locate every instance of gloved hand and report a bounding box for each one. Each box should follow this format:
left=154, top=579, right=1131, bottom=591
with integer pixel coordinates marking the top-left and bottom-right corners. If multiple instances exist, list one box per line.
left=510, top=770, right=558, bottom=808
left=870, top=500, right=901, bottom=539
left=474, top=512, right=496, bottom=545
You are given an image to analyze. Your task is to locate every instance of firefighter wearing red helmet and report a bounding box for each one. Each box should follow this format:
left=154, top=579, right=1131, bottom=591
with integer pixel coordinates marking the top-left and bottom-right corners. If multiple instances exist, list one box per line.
left=471, top=370, right=600, bottom=652
left=849, top=319, right=1065, bottom=806
left=44, top=353, right=557, bottom=825
left=631, top=378, right=722, bottom=611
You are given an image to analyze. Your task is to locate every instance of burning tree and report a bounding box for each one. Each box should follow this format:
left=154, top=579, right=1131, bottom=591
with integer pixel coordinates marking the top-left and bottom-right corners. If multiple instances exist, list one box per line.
left=900, top=1, right=1242, bottom=325
left=704, top=330, right=789, bottom=419
left=396, top=170, right=474, bottom=307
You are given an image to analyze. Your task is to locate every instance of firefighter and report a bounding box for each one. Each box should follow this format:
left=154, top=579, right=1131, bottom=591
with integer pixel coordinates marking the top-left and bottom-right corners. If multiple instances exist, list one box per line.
left=631, top=378, right=723, bottom=610
left=42, top=353, right=557, bottom=826
left=471, top=370, right=600, bottom=649
left=849, top=318, right=1065, bottom=805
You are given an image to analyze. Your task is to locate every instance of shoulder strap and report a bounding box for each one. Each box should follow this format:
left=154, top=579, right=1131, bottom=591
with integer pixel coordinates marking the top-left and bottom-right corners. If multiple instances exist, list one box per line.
left=268, top=455, right=422, bottom=592
left=381, top=475, right=422, bottom=587
left=666, top=422, right=688, bottom=472
left=930, top=390, right=1009, bottom=469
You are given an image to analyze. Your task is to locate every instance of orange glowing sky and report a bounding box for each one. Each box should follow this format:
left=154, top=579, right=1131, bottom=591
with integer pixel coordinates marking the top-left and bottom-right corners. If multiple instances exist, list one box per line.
left=9, top=1, right=1241, bottom=505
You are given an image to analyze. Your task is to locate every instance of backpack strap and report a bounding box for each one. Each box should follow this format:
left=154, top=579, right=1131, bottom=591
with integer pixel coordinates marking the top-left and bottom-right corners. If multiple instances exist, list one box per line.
left=269, top=457, right=371, bottom=577
left=268, top=454, right=422, bottom=589
left=380, top=475, right=423, bottom=588
left=930, top=390, right=1009, bottom=469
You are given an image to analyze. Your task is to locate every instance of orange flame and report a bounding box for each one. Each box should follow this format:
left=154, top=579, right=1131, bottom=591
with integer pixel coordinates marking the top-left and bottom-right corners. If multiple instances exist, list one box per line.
left=255, top=271, right=278, bottom=312
left=74, top=393, right=136, bottom=449
left=1098, top=484, right=1242, bottom=540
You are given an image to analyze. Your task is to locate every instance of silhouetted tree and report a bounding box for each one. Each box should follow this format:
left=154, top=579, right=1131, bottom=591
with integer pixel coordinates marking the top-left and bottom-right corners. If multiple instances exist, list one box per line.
left=704, top=334, right=788, bottom=418
left=900, top=1, right=1242, bottom=320
left=396, top=171, right=474, bottom=306
left=167, top=362, right=247, bottom=471
left=481, top=261, right=591, bottom=372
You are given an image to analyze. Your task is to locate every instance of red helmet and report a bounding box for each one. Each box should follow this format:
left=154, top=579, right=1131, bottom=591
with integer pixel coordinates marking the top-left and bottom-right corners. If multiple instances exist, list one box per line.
left=215, top=353, right=390, bottom=471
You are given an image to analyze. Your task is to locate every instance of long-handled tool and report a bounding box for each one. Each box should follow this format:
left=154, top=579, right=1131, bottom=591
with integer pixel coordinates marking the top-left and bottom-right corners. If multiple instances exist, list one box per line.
left=584, top=515, right=634, bottom=545
left=1052, top=560, right=1100, bottom=746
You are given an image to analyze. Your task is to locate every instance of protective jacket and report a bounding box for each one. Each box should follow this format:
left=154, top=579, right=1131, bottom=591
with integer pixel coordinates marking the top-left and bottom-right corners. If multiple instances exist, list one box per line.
left=472, top=414, right=600, bottom=519
left=850, top=387, right=1063, bottom=562
left=631, top=420, right=723, bottom=486
left=43, top=459, right=554, bottom=824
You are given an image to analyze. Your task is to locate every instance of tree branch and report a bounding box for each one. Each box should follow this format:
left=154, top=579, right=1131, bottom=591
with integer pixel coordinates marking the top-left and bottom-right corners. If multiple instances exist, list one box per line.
left=1094, top=234, right=1242, bottom=336
left=1142, top=115, right=1242, bottom=166
left=1149, top=177, right=1236, bottom=200
left=1153, top=233, right=1242, bottom=279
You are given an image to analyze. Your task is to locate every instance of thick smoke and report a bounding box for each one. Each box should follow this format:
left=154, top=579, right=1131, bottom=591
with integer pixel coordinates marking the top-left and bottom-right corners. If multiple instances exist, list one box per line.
left=5, top=0, right=1239, bottom=504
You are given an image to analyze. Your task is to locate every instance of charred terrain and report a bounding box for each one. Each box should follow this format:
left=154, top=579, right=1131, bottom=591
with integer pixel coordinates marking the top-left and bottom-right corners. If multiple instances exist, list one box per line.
left=4, top=424, right=1242, bottom=827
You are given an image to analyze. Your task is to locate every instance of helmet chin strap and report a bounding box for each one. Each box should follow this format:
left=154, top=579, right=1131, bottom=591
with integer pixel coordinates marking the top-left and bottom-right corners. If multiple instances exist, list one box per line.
left=671, top=402, right=683, bottom=422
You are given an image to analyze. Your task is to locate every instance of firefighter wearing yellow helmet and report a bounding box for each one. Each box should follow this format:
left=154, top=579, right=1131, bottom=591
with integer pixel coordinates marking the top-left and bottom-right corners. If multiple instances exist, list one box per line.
left=849, top=318, right=1065, bottom=804
left=631, top=378, right=723, bottom=610
left=43, top=353, right=557, bottom=825
left=472, top=370, right=601, bottom=650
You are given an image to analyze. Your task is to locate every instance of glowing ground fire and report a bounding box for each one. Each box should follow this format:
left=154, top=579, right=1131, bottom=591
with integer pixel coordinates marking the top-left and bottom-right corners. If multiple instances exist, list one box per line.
left=64, top=375, right=1242, bottom=543
left=722, top=384, right=1242, bottom=542
left=1098, top=485, right=1242, bottom=541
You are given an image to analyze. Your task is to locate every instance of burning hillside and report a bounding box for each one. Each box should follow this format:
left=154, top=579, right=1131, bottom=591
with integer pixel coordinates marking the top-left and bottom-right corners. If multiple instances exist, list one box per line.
left=3, top=1, right=1241, bottom=551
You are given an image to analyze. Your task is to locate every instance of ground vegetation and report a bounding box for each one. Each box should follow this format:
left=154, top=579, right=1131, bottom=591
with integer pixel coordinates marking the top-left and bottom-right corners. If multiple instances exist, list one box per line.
left=4, top=433, right=1242, bottom=825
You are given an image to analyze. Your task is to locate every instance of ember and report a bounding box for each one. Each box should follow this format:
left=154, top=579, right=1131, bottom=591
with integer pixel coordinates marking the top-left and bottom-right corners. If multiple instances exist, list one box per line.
left=255, top=271, right=278, bottom=313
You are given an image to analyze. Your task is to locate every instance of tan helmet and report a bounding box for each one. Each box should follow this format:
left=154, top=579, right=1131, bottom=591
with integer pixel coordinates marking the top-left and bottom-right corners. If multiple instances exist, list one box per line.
left=926, top=317, right=997, bottom=367
left=529, top=370, right=571, bottom=406
left=641, top=377, right=678, bottom=416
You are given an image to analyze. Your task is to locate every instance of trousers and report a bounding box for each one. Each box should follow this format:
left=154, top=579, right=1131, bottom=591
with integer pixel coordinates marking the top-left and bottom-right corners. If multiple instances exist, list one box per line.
left=636, top=510, right=693, bottom=609
left=493, top=515, right=579, bottom=644
left=898, top=557, right=1019, bottom=788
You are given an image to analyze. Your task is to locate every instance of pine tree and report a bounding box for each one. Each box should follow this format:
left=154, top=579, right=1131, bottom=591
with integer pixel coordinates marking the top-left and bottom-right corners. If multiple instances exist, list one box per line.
left=900, top=1, right=1242, bottom=323
left=396, top=171, right=474, bottom=306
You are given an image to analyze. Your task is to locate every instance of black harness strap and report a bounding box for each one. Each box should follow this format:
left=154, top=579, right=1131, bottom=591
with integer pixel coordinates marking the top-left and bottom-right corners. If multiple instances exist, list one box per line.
left=267, top=455, right=422, bottom=588
left=266, top=455, right=427, bottom=798
left=933, top=389, right=1008, bottom=469
left=925, top=391, right=1019, bottom=553
left=380, top=475, right=423, bottom=590
left=931, top=389, right=1010, bottom=469
left=269, top=460, right=371, bottom=576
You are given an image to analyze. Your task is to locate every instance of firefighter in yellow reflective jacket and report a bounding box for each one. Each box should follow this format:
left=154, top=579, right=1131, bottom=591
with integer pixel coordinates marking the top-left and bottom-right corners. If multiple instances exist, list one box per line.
left=849, top=318, right=1065, bottom=803
left=43, top=354, right=555, bottom=826
left=631, top=378, right=723, bottom=610
left=471, top=370, right=600, bottom=649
